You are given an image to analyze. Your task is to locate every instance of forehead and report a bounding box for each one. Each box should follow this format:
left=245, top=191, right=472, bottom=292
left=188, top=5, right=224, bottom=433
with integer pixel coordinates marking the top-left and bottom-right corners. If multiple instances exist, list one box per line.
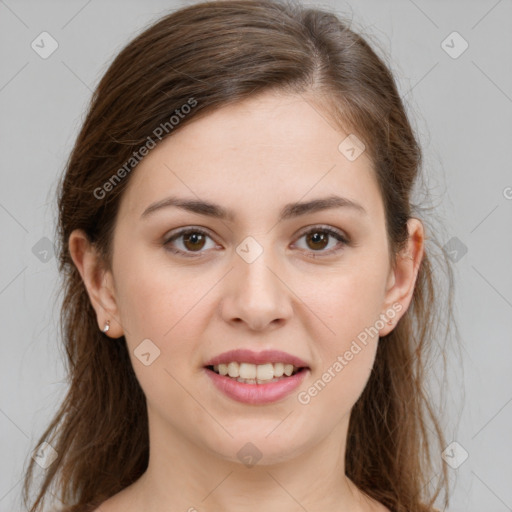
left=118, top=91, right=383, bottom=222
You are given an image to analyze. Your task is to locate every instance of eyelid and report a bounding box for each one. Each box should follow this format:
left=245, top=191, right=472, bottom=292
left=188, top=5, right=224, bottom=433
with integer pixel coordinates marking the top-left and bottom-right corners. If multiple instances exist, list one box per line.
left=294, top=224, right=349, bottom=242
left=163, top=225, right=213, bottom=242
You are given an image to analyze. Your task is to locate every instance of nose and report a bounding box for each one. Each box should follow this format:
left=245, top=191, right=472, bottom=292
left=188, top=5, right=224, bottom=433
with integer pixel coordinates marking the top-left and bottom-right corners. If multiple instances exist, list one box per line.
left=219, top=247, right=293, bottom=332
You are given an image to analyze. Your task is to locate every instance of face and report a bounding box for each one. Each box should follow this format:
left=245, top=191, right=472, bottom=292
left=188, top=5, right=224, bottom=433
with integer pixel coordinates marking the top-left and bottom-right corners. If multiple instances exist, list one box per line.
left=72, top=90, right=422, bottom=467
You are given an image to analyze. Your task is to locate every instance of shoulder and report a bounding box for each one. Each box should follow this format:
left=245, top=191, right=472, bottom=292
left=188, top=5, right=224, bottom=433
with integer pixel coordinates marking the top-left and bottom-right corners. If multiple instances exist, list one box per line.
left=88, top=490, right=130, bottom=512
left=89, top=504, right=109, bottom=512
left=89, top=501, right=111, bottom=512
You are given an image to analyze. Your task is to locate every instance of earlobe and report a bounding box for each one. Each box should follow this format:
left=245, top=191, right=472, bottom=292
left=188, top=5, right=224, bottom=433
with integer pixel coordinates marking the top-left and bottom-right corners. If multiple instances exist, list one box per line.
left=68, top=229, right=124, bottom=338
left=378, top=218, right=424, bottom=337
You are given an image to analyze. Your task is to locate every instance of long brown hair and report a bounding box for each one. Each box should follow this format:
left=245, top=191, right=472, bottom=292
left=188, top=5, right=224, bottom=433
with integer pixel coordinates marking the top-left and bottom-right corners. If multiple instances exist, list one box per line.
left=22, top=1, right=457, bottom=510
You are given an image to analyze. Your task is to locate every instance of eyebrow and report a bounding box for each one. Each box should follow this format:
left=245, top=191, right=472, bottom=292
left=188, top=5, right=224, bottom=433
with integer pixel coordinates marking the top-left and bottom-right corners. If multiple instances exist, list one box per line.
left=140, top=194, right=367, bottom=221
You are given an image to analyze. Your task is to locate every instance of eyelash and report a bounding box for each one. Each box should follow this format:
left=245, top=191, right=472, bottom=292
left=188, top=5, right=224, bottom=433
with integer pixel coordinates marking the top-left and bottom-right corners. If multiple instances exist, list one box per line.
left=163, top=225, right=350, bottom=259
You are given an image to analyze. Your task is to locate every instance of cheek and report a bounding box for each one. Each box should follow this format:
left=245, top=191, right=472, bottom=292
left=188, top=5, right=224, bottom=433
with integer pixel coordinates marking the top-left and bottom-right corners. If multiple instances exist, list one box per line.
left=113, top=256, right=209, bottom=416
left=296, top=260, right=388, bottom=343
left=293, top=262, right=387, bottom=408
left=113, top=244, right=205, bottom=340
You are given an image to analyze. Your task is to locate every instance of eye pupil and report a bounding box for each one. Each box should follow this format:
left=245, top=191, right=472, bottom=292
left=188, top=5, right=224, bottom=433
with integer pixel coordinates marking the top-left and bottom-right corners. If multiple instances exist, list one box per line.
left=184, top=232, right=206, bottom=251
left=306, top=231, right=328, bottom=250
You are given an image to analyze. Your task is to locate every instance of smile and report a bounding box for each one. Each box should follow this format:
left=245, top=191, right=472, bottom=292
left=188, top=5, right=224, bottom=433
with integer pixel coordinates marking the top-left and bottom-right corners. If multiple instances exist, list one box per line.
left=204, top=364, right=309, bottom=404
left=208, top=362, right=301, bottom=383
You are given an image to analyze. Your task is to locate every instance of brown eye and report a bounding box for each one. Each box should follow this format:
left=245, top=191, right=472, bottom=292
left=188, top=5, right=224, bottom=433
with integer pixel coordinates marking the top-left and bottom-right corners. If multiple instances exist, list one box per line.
left=164, top=228, right=217, bottom=257
left=182, top=232, right=207, bottom=251
left=294, top=226, right=349, bottom=257
left=305, top=231, right=329, bottom=251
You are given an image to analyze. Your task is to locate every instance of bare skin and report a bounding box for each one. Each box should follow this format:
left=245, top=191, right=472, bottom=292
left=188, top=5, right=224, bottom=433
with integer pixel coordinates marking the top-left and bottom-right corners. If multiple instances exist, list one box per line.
left=70, top=90, right=424, bottom=512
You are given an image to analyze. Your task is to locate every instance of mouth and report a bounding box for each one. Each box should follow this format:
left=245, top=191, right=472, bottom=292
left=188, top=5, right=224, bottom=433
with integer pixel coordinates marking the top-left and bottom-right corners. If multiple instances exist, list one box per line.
left=203, top=361, right=310, bottom=404
left=203, top=349, right=310, bottom=403
left=205, top=362, right=307, bottom=385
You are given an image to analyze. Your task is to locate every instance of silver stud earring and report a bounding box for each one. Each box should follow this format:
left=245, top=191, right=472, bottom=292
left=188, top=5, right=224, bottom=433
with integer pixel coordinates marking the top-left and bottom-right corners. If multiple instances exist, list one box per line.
left=102, top=320, right=110, bottom=333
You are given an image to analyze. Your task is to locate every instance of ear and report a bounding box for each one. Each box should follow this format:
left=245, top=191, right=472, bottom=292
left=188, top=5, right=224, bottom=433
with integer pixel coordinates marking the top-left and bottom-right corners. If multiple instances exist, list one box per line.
left=68, top=229, right=124, bottom=338
left=378, top=218, right=424, bottom=337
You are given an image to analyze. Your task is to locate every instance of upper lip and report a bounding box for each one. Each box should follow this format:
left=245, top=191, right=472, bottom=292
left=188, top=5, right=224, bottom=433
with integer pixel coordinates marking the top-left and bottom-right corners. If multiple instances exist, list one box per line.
left=204, top=349, right=309, bottom=368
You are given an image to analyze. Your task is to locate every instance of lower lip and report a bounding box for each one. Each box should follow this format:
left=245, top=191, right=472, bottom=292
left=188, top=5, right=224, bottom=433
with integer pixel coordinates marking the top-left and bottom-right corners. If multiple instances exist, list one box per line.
left=204, top=368, right=309, bottom=404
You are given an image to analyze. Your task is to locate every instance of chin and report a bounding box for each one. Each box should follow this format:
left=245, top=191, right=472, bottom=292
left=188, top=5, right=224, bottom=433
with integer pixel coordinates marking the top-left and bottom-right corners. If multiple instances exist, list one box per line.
left=201, top=427, right=314, bottom=468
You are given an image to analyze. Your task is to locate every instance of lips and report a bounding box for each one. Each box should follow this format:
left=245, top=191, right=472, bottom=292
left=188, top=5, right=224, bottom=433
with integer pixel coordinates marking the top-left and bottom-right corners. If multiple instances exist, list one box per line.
left=203, top=349, right=309, bottom=368
left=203, top=349, right=310, bottom=404
left=204, top=366, right=309, bottom=404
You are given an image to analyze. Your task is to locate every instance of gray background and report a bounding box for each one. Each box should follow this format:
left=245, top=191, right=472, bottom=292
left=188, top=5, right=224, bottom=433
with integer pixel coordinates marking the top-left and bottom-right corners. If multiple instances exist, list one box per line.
left=1, top=0, right=511, bottom=511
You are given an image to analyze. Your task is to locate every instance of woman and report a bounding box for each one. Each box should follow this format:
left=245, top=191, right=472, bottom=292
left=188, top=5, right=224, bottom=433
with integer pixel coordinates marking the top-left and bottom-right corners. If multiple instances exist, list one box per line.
left=23, top=1, right=454, bottom=511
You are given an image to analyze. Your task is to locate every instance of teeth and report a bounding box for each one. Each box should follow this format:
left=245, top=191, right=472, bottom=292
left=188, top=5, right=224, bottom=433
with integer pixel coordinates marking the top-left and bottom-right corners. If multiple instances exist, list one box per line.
left=256, top=363, right=274, bottom=381
left=227, top=362, right=239, bottom=378
left=211, top=362, right=301, bottom=382
left=273, top=362, right=284, bottom=377
left=240, top=362, right=257, bottom=379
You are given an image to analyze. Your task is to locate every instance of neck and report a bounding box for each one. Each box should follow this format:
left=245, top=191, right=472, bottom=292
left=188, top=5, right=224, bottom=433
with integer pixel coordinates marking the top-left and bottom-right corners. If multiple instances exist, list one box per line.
left=127, top=409, right=376, bottom=512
